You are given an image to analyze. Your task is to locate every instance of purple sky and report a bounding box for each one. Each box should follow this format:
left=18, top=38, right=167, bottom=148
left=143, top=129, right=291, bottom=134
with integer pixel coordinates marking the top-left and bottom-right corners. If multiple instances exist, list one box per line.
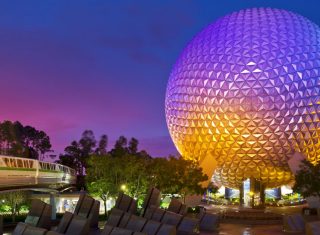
left=1, top=0, right=320, bottom=157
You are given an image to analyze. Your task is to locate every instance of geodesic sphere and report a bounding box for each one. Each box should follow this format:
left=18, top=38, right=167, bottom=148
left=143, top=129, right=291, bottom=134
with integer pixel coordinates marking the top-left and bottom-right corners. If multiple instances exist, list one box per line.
left=165, top=8, right=320, bottom=189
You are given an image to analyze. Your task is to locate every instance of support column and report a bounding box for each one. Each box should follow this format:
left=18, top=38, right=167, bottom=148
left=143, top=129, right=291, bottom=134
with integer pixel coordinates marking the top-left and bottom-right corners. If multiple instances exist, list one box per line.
left=260, top=184, right=266, bottom=208
left=239, top=184, right=244, bottom=207
left=276, top=187, right=282, bottom=200
left=50, top=193, right=57, bottom=220
left=250, top=178, right=255, bottom=208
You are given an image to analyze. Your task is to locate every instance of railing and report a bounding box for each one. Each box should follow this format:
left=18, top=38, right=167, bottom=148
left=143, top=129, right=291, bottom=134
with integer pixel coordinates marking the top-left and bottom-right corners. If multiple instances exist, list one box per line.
left=0, top=155, right=76, bottom=189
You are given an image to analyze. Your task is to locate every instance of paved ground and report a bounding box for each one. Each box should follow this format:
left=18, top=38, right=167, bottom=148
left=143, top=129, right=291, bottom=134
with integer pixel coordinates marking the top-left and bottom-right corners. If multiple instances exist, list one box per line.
left=198, top=204, right=307, bottom=234
left=5, top=224, right=295, bottom=235
left=202, top=204, right=305, bottom=215
left=203, top=223, right=304, bottom=235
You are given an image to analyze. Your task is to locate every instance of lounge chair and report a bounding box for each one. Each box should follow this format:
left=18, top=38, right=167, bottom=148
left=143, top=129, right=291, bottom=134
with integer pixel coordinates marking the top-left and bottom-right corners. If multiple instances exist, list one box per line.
left=73, top=193, right=100, bottom=229
left=25, top=199, right=52, bottom=230
left=306, top=220, right=320, bottom=235
left=141, top=188, right=161, bottom=216
left=105, top=207, right=177, bottom=235
left=141, top=220, right=162, bottom=235
left=125, top=214, right=148, bottom=231
left=107, top=208, right=126, bottom=227
left=102, top=225, right=148, bottom=235
left=46, top=215, right=89, bottom=235
left=161, top=211, right=183, bottom=227
left=283, top=213, right=305, bottom=233
left=102, top=222, right=176, bottom=235
left=12, top=223, right=48, bottom=235
left=197, top=207, right=219, bottom=232
left=115, top=192, right=137, bottom=214
left=12, top=199, right=52, bottom=234
left=142, top=206, right=198, bottom=234
left=167, top=199, right=182, bottom=214
left=108, top=188, right=199, bottom=235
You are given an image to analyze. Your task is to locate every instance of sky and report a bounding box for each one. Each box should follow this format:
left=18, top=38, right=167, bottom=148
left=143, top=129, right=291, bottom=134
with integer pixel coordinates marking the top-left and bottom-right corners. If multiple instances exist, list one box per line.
left=1, top=0, right=320, bottom=157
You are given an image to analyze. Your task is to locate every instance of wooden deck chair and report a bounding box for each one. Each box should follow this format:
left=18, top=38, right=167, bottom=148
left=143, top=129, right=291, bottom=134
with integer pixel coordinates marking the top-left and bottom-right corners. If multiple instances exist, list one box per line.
left=306, top=221, right=320, bottom=235
left=283, top=214, right=304, bottom=233
left=142, top=188, right=161, bottom=216
left=125, top=214, right=148, bottom=232
left=107, top=208, right=125, bottom=227
left=142, top=220, right=162, bottom=235
left=167, top=199, right=182, bottom=214
left=161, top=211, right=183, bottom=227
left=177, top=217, right=199, bottom=235
left=12, top=223, right=47, bottom=235
left=47, top=215, right=89, bottom=235
left=115, top=192, right=137, bottom=214
left=25, top=199, right=52, bottom=230
left=73, top=193, right=100, bottom=229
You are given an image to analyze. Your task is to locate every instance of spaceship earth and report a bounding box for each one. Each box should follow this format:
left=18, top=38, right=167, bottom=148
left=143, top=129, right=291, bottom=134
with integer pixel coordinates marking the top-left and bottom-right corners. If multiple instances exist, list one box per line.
left=165, top=8, right=320, bottom=189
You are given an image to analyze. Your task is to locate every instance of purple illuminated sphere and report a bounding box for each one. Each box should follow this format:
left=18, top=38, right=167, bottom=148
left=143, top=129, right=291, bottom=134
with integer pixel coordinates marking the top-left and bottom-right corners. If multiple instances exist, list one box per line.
left=165, top=8, right=320, bottom=188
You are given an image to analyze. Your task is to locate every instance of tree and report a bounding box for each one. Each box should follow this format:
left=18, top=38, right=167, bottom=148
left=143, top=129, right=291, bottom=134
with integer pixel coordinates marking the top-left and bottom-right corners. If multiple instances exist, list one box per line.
left=79, top=130, right=96, bottom=157
left=128, top=138, right=138, bottom=155
left=293, top=159, right=320, bottom=197
left=0, top=121, right=52, bottom=159
left=57, top=130, right=97, bottom=175
left=86, top=153, right=149, bottom=215
left=86, top=155, right=124, bottom=216
left=87, top=179, right=113, bottom=217
left=174, top=157, right=209, bottom=202
left=95, top=135, right=108, bottom=155
left=109, top=136, right=127, bottom=157
left=0, top=191, right=28, bottom=222
left=148, top=156, right=208, bottom=202
left=56, top=141, right=82, bottom=175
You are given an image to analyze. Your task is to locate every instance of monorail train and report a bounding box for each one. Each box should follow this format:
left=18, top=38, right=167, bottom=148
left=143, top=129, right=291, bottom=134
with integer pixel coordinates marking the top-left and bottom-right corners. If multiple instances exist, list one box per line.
left=0, top=155, right=76, bottom=188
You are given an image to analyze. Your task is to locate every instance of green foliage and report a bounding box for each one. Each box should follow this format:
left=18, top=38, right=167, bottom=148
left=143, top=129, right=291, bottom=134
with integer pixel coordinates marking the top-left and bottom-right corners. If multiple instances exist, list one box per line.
left=0, top=191, right=29, bottom=222
left=0, top=120, right=51, bottom=160
left=148, top=156, right=208, bottom=202
left=293, top=159, right=320, bottom=197
left=86, top=153, right=149, bottom=216
left=87, top=150, right=209, bottom=212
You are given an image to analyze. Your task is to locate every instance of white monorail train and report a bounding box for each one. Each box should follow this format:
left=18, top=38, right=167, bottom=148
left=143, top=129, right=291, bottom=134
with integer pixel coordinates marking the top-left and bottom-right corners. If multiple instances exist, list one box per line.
left=0, top=155, right=76, bottom=188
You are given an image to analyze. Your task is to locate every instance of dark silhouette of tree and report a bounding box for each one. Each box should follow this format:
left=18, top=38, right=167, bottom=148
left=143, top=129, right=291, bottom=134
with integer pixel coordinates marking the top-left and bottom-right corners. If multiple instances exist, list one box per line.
left=79, top=130, right=96, bottom=156
left=0, top=120, right=51, bottom=159
left=57, top=130, right=97, bottom=189
left=109, top=136, right=128, bottom=157
left=78, top=130, right=96, bottom=173
left=128, top=138, right=138, bottom=154
left=293, top=159, right=320, bottom=197
left=95, top=135, right=108, bottom=155
left=57, top=141, right=82, bottom=175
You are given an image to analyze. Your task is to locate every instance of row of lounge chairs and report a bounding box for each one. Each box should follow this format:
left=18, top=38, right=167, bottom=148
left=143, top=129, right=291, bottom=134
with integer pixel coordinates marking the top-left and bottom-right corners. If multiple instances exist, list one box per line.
left=12, top=187, right=219, bottom=235
left=13, top=193, right=100, bottom=235
left=111, top=188, right=219, bottom=234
